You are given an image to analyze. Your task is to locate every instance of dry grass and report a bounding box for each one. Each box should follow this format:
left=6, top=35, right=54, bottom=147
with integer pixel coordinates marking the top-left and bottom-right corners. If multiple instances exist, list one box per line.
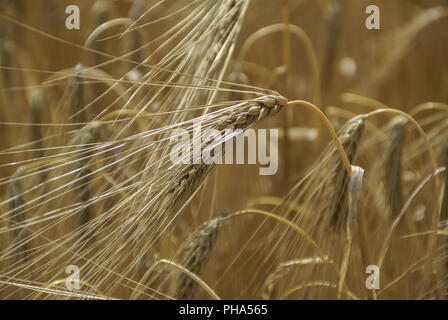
left=0, top=0, right=448, bottom=300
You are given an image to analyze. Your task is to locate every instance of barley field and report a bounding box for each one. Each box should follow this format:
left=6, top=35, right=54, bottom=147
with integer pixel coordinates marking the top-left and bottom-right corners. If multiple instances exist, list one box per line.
left=0, top=0, right=448, bottom=300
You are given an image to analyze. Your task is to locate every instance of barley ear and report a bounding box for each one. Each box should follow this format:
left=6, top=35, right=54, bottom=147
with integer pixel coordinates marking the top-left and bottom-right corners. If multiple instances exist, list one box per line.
left=329, top=117, right=365, bottom=228
left=29, top=90, right=45, bottom=160
left=173, top=215, right=223, bottom=299
left=337, top=165, right=364, bottom=298
left=69, top=63, right=86, bottom=125
left=72, top=122, right=101, bottom=248
left=383, top=116, right=407, bottom=218
left=262, top=256, right=331, bottom=299
left=440, top=143, right=448, bottom=221
left=6, top=167, right=32, bottom=299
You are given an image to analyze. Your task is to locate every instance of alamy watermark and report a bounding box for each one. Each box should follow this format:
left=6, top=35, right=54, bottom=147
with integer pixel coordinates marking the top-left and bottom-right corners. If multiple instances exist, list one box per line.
left=65, top=265, right=80, bottom=291
left=365, top=5, right=380, bottom=30
left=65, top=5, right=80, bottom=30
left=65, top=4, right=380, bottom=31
left=169, top=119, right=279, bottom=176
left=365, top=265, right=380, bottom=289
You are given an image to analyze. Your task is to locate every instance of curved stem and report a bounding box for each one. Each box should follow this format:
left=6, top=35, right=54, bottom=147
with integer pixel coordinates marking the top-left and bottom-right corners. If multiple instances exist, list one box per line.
left=84, top=18, right=151, bottom=63
left=131, top=259, right=220, bottom=300
left=282, top=281, right=359, bottom=300
left=248, top=196, right=301, bottom=213
left=225, top=209, right=322, bottom=255
left=366, top=108, right=438, bottom=183
left=341, top=93, right=387, bottom=110
left=239, top=24, right=320, bottom=103
left=288, top=100, right=352, bottom=175
left=409, top=102, right=448, bottom=118
left=281, top=0, right=291, bottom=73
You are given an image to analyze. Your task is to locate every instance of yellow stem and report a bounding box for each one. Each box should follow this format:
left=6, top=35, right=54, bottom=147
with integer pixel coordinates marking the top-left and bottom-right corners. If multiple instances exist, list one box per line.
left=239, top=24, right=320, bottom=103
left=288, top=100, right=352, bottom=175
left=131, top=259, right=220, bottom=300
left=409, top=102, right=448, bottom=118
left=282, top=0, right=291, bottom=73
left=226, top=209, right=321, bottom=254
